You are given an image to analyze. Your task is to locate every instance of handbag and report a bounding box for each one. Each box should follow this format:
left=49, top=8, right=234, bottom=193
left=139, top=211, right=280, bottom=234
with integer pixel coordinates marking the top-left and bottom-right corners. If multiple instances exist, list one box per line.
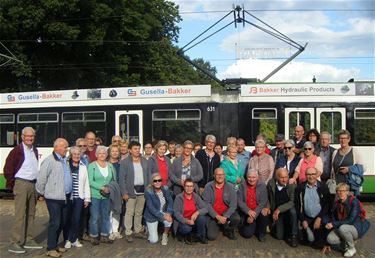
left=327, top=150, right=347, bottom=194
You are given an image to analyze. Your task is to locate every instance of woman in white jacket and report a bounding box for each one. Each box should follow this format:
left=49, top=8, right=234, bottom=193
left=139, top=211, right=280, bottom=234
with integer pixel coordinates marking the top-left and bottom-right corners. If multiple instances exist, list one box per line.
left=64, top=146, right=91, bottom=249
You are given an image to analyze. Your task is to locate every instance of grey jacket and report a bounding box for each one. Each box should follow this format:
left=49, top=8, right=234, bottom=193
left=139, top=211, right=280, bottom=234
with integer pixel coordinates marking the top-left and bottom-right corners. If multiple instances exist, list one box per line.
left=149, top=155, right=173, bottom=187
left=170, top=155, right=203, bottom=195
left=118, top=156, right=151, bottom=198
left=237, top=181, right=268, bottom=219
left=108, top=181, right=123, bottom=214
left=36, top=152, right=69, bottom=201
left=203, top=181, right=237, bottom=219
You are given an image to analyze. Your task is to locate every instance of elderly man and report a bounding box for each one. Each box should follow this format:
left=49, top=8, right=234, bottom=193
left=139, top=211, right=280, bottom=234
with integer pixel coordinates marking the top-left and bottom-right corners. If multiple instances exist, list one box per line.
left=249, top=139, right=275, bottom=184
left=271, top=134, right=285, bottom=164
left=37, top=138, right=72, bottom=257
left=4, top=127, right=43, bottom=254
left=263, top=168, right=298, bottom=247
left=85, top=131, right=97, bottom=162
left=316, top=132, right=336, bottom=182
left=295, top=167, right=330, bottom=248
left=236, top=138, right=251, bottom=176
left=203, top=168, right=240, bottom=240
left=238, top=169, right=269, bottom=241
left=293, top=125, right=306, bottom=154
left=75, top=138, right=89, bottom=166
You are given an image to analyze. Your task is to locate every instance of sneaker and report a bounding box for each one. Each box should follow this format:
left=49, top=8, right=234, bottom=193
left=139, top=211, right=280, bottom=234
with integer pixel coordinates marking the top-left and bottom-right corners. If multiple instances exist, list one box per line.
left=82, top=233, right=91, bottom=242
left=100, top=236, right=114, bottom=244
left=56, top=247, right=67, bottom=253
left=113, top=232, right=123, bottom=239
left=72, top=240, right=83, bottom=248
left=125, top=234, right=134, bottom=243
left=8, top=243, right=26, bottom=254
left=344, top=247, right=356, bottom=257
left=64, top=240, right=72, bottom=249
left=23, top=239, right=43, bottom=249
left=91, top=237, right=100, bottom=246
left=161, top=233, right=168, bottom=246
left=46, top=250, right=61, bottom=257
left=134, top=231, right=148, bottom=239
left=109, top=234, right=116, bottom=241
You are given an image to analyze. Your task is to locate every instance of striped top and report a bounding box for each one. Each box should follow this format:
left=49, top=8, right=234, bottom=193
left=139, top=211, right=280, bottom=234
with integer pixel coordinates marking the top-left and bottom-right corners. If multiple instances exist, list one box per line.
left=156, top=190, right=166, bottom=212
left=71, top=164, right=80, bottom=198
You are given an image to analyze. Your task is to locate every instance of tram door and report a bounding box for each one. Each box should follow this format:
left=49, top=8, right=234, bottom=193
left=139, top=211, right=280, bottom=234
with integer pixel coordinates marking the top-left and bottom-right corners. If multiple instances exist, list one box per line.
left=285, top=108, right=345, bottom=144
left=115, top=111, right=143, bottom=146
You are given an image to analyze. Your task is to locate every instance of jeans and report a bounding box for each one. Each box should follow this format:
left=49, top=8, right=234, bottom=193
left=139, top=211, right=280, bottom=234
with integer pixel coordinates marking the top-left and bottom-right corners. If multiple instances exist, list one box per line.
left=327, top=224, right=358, bottom=249
left=240, top=213, right=269, bottom=239
left=272, top=207, right=298, bottom=240
left=89, top=198, right=110, bottom=237
left=65, top=198, right=83, bottom=242
left=45, top=198, right=69, bottom=250
left=146, top=220, right=172, bottom=243
left=177, top=215, right=207, bottom=238
left=206, top=212, right=240, bottom=240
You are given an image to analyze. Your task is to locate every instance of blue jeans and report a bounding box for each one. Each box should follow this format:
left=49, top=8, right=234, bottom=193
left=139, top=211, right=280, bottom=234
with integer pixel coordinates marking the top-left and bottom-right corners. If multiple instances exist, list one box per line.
left=65, top=198, right=83, bottom=242
left=45, top=199, right=69, bottom=250
left=89, top=198, right=110, bottom=237
left=178, top=215, right=207, bottom=238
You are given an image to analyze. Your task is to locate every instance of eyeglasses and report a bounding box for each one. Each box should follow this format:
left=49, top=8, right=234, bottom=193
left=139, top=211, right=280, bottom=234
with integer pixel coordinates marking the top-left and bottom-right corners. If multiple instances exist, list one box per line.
left=184, top=147, right=193, bottom=150
left=78, top=145, right=87, bottom=147
left=306, top=173, right=317, bottom=176
left=304, top=148, right=312, bottom=151
left=153, top=179, right=162, bottom=183
left=284, top=147, right=293, bottom=150
left=339, top=137, right=349, bottom=140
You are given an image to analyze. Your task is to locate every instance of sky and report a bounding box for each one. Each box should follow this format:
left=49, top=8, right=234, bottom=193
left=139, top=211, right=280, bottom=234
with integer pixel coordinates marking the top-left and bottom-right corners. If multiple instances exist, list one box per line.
left=173, top=0, right=375, bottom=83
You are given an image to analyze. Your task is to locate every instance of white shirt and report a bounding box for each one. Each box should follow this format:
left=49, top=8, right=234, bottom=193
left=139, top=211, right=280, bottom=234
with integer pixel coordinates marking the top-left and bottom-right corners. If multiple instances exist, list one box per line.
left=98, top=164, right=109, bottom=178
left=15, top=143, right=38, bottom=180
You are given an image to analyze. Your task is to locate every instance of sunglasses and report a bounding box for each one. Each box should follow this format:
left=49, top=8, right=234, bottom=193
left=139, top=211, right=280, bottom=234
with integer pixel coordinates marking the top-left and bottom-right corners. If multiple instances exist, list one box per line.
left=284, top=147, right=293, bottom=150
left=153, top=179, right=162, bottom=183
left=304, top=148, right=313, bottom=151
left=78, top=145, right=87, bottom=147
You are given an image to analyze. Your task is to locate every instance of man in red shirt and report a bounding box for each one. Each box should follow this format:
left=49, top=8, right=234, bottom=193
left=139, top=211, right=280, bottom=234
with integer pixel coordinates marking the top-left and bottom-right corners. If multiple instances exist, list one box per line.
left=85, top=131, right=97, bottom=162
left=203, top=168, right=240, bottom=240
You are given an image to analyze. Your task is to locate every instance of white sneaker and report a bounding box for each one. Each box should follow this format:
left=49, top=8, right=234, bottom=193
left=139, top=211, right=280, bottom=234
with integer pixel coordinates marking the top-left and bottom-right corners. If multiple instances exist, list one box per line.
left=344, top=247, right=356, bottom=257
left=72, top=240, right=83, bottom=248
left=109, top=234, right=116, bottom=241
left=114, top=232, right=123, bottom=239
left=64, top=240, right=72, bottom=249
left=161, top=233, right=168, bottom=246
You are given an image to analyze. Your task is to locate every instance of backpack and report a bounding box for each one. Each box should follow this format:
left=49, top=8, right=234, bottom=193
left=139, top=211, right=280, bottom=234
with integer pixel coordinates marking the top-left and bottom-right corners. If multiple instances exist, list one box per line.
left=349, top=195, right=366, bottom=221
left=346, top=164, right=364, bottom=196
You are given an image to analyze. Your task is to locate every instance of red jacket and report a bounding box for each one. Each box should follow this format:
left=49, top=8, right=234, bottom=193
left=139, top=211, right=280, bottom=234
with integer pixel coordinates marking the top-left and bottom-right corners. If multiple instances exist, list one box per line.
left=3, top=144, right=39, bottom=190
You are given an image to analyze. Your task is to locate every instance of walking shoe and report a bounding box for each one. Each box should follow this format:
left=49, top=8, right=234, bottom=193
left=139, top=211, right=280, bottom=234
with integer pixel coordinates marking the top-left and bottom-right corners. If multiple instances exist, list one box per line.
left=91, top=237, right=100, bottom=246
left=184, top=235, right=194, bottom=245
left=46, top=250, right=61, bottom=257
left=100, top=236, right=114, bottom=244
left=344, top=247, right=356, bottom=257
left=125, top=234, right=134, bottom=243
left=56, top=247, right=67, bottom=253
left=113, top=232, right=123, bottom=239
left=8, top=243, right=26, bottom=254
left=290, top=235, right=298, bottom=247
left=224, top=230, right=237, bottom=240
left=23, top=239, right=43, bottom=249
left=257, top=235, right=266, bottom=242
left=82, top=233, right=91, bottom=242
left=64, top=240, right=72, bottom=249
left=109, top=234, right=116, bottom=241
left=197, top=236, right=208, bottom=244
left=161, top=233, right=168, bottom=246
left=71, top=240, right=83, bottom=248
left=134, top=231, right=148, bottom=239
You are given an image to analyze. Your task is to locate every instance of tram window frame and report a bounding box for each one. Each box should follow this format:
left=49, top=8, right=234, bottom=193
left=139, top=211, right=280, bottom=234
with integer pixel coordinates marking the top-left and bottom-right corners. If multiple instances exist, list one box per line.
left=61, top=111, right=107, bottom=146
left=354, top=108, right=375, bottom=145
left=152, top=109, right=201, bottom=143
left=17, top=112, right=59, bottom=147
left=319, top=111, right=342, bottom=144
left=0, top=114, right=15, bottom=146
left=251, top=108, right=278, bottom=145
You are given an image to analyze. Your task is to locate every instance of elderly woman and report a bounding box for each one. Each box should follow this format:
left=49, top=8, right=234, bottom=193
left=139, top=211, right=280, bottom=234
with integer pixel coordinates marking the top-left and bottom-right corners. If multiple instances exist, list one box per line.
left=170, top=140, right=203, bottom=195
left=88, top=146, right=116, bottom=245
left=249, top=139, right=275, bottom=184
left=324, top=183, right=370, bottom=257
left=275, top=139, right=301, bottom=180
left=220, top=144, right=242, bottom=189
left=149, top=140, right=173, bottom=187
left=64, top=147, right=91, bottom=249
left=144, top=173, right=173, bottom=245
left=331, top=130, right=364, bottom=184
left=291, top=141, right=323, bottom=184
left=174, top=144, right=183, bottom=159
left=305, top=129, right=320, bottom=155
left=143, top=142, right=153, bottom=160
left=119, top=140, right=129, bottom=160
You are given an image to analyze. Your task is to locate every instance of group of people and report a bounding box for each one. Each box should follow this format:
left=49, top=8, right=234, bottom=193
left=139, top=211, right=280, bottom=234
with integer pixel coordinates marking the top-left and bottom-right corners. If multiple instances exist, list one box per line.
left=3, top=126, right=370, bottom=258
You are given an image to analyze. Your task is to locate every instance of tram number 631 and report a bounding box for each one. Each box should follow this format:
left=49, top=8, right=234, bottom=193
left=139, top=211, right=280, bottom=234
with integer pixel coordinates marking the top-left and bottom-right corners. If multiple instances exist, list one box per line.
left=207, top=106, right=216, bottom=112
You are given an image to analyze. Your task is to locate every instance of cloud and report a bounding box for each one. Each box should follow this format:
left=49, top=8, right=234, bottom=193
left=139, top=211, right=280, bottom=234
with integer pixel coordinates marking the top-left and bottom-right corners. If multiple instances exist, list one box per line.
left=218, top=59, right=360, bottom=82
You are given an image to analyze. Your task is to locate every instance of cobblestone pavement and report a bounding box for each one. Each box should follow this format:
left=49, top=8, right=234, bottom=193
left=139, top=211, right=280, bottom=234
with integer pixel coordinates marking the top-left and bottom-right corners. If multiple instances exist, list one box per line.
left=0, top=200, right=374, bottom=258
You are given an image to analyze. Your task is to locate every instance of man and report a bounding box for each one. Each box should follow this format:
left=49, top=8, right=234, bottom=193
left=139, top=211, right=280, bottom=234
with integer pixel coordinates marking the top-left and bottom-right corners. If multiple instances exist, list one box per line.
left=4, top=127, right=43, bottom=254
left=119, top=141, right=151, bottom=243
left=85, top=131, right=97, bottom=162
left=263, top=168, right=298, bottom=247
left=75, top=138, right=89, bottom=166
left=271, top=134, right=285, bottom=164
left=196, top=134, right=221, bottom=195
left=111, top=135, right=122, bottom=146
left=222, top=136, right=237, bottom=156
left=203, top=168, right=240, bottom=240
left=293, top=125, right=306, bottom=154
left=295, top=167, right=330, bottom=248
left=166, top=140, right=176, bottom=160
left=237, top=169, right=269, bottom=241
left=316, top=132, right=336, bottom=182
left=236, top=138, right=251, bottom=177
left=36, top=138, right=72, bottom=257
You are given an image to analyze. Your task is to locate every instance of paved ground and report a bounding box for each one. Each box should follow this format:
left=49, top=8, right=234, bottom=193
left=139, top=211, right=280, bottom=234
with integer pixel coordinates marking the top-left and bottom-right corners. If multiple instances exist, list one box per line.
left=0, top=199, right=374, bottom=258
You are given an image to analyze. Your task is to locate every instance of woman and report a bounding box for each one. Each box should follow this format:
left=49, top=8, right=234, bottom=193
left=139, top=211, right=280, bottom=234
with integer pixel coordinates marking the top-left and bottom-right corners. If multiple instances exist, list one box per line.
left=332, top=130, right=364, bottom=184
left=119, top=140, right=129, bottom=160
left=291, top=141, right=323, bottom=184
left=88, top=146, right=116, bottom=245
left=64, top=147, right=91, bottom=249
left=193, top=143, right=202, bottom=156
left=275, top=139, right=301, bottom=180
left=248, top=140, right=275, bottom=184
left=306, top=128, right=320, bottom=155
left=170, top=140, right=203, bottom=195
left=143, top=142, right=153, bottom=160
left=214, top=143, right=224, bottom=162
left=325, top=183, right=370, bottom=257
left=220, top=144, right=242, bottom=189
left=149, top=140, right=173, bottom=187
left=144, top=173, right=174, bottom=245
left=174, top=144, right=183, bottom=159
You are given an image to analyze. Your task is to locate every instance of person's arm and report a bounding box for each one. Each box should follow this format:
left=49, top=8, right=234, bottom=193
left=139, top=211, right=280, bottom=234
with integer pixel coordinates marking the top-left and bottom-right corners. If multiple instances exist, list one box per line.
left=173, top=195, right=186, bottom=223
left=190, top=159, right=203, bottom=183
left=254, top=183, right=268, bottom=218
left=145, top=190, right=164, bottom=222
left=36, top=158, right=50, bottom=195
left=81, top=165, right=91, bottom=202
left=315, top=156, right=323, bottom=178
left=278, top=184, right=296, bottom=213
left=237, top=184, right=250, bottom=214
left=203, top=185, right=217, bottom=218
left=332, top=198, right=360, bottom=228
left=221, top=161, right=236, bottom=184
left=268, top=157, right=275, bottom=181
left=169, top=160, right=180, bottom=184
left=88, top=163, right=104, bottom=191
left=223, top=184, right=237, bottom=218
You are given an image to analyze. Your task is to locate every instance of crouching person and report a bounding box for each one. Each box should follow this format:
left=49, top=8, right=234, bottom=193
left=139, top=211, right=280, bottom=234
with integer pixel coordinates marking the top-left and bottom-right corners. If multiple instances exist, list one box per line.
left=237, top=169, right=269, bottom=241
left=324, top=183, right=370, bottom=257
left=144, top=173, right=173, bottom=245
left=173, top=179, right=208, bottom=244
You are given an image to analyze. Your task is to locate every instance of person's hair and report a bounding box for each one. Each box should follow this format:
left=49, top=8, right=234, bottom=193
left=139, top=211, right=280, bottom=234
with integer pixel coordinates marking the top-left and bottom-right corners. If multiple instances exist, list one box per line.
left=144, top=142, right=153, bottom=149
left=194, top=143, right=202, bottom=148
left=226, top=144, right=237, bottom=153
left=226, top=136, right=237, bottom=145
left=22, top=127, right=35, bottom=136
left=305, top=128, right=320, bottom=142
left=246, top=168, right=258, bottom=177
left=237, top=138, right=245, bottom=144
left=119, top=140, right=129, bottom=147
left=155, top=140, right=168, bottom=150
left=75, top=138, right=86, bottom=146
left=336, top=182, right=350, bottom=192
left=284, top=139, right=296, bottom=147
left=107, top=144, right=120, bottom=159
left=168, top=140, right=177, bottom=146
left=95, top=137, right=103, bottom=144
left=184, top=178, right=194, bottom=186
left=320, top=131, right=331, bottom=139
left=111, top=135, right=122, bottom=142
left=205, top=134, right=216, bottom=143
left=53, top=138, right=67, bottom=148
left=175, top=144, right=183, bottom=150
left=95, top=145, right=108, bottom=157
left=276, top=167, right=288, bottom=178
left=183, top=140, right=194, bottom=148
left=255, top=139, right=266, bottom=146
left=303, top=141, right=314, bottom=149
left=215, top=143, right=223, bottom=149
left=338, top=129, right=351, bottom=139
left=69, top=146, right=81, bottom=156
left=85, top=131, right=96, bottom=138
left=128, top=140, right=141, bottom=149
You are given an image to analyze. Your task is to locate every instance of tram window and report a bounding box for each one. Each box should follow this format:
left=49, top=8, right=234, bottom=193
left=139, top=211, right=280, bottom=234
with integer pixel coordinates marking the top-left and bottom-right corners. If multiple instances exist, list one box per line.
left=62, top=111, right=106, bottom=146
left=17, top=113, right=58, bottom=146
left=251, top=108, right=277, bottom=145
left=152, top=109, right=201, bottom=143
left=119, top=114, right=140, bottom=142
left=0, top=114, right=15, bottom=146
left=288, top=112, right=311, bottom=139
left=319, top=112, right=342, bottom=144
left=354, top=108, right=375, bottom=144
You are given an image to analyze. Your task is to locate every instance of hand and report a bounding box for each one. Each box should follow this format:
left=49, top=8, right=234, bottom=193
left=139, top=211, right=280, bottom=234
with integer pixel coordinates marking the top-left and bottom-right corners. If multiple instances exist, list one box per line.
left=272, top=209, right=280, bottom=221
left=101, top=186, right=109, bottom=194
left=247, top=216, right=254, bottom=224
left=261, top=208, right=270, bottom=216
left=164, top=213, right=173, bottom=222
left=236, top=177, right=242, bottom=184
left=339, top=167, right=349, bottom=174
left=313, top=218, right=321, bottom=229
left=325, top=223, right=333, bottom=230
left=248, top=210, right=256, bottom=220
left=186, top=219, right=195, bottom=225
left=122, top=194, right=129, bottom=201
left=84, top=201, right=90, bottom=208
left=216, top=215, right=227, bottom=224
left=191, top=211, right=199, bottom=221
left=38, top=196, right=45, bottom=201
left=180, top=179, right=185, bottom=186
left=289, top=178, right=297, bottom=184
left=302, top=220, right=309, bottom=229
